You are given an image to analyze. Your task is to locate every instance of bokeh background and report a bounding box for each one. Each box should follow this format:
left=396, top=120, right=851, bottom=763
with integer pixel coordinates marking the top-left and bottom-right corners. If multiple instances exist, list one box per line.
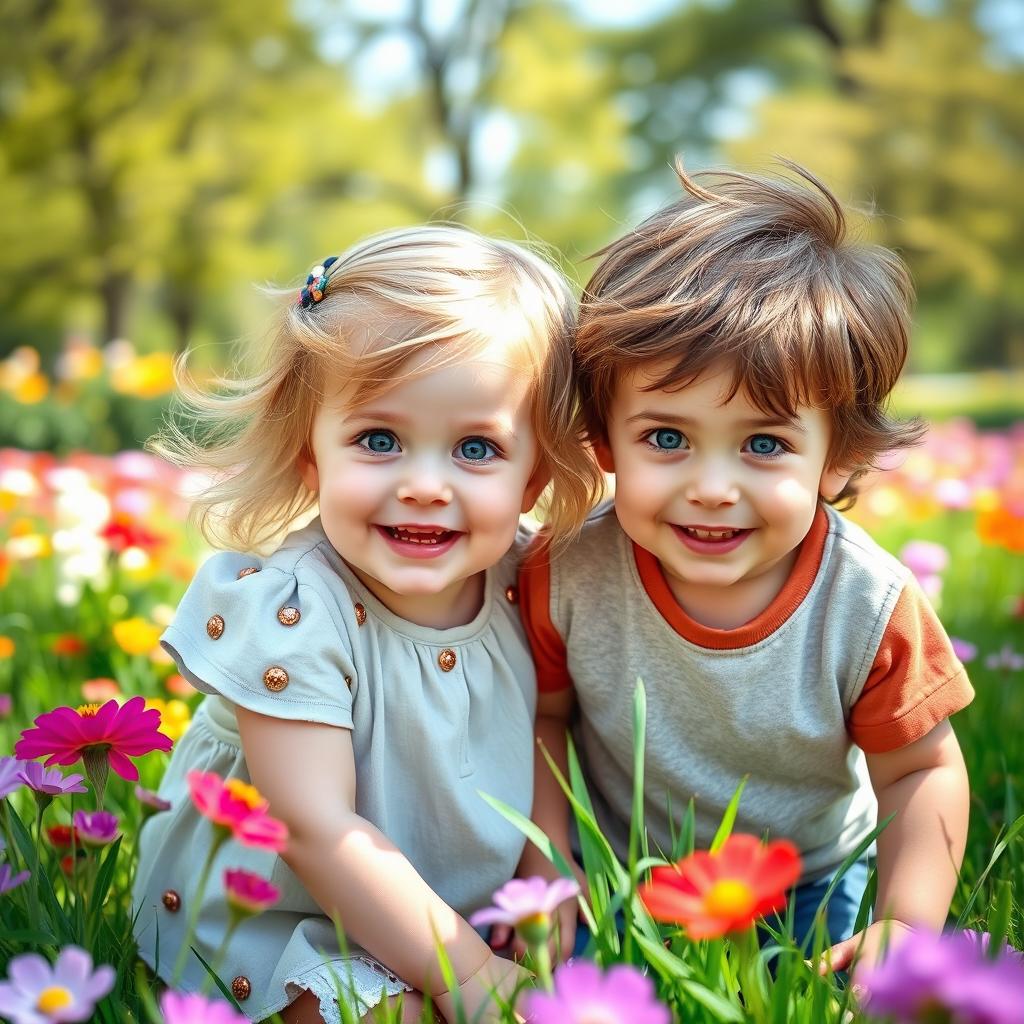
left=1, top=0, right=1022, bottom=452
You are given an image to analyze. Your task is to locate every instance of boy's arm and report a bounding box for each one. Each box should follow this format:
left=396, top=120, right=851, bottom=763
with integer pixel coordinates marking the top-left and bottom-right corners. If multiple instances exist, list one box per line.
left=235, top=707, right=526, bottom=1019
left=826, top=719, right=969, bottom=974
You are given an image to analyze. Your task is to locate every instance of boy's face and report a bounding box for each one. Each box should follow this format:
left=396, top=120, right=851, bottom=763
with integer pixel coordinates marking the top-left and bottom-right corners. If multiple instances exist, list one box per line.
left=599, top=359, right=850, bottom=616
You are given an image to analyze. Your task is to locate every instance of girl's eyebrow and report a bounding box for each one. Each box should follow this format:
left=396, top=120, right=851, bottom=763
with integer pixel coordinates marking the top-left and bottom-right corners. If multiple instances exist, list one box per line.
left=344, top=409, right=519, bottom=441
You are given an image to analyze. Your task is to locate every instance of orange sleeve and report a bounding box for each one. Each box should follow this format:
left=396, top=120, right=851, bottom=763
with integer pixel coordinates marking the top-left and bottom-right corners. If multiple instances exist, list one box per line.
left=518, top=536, right=572, bottom=693
left=849, top=579, right=974, bottom=753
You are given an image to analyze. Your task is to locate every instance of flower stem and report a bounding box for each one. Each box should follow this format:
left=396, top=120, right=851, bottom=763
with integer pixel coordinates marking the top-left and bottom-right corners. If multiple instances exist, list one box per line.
left=82, top=747, right=110, bottom=809
left=203, top=916, right=241, bottom=994
left=733, top=927, right=769, bottom=1023
left=172, top=827, right=227, bottom=984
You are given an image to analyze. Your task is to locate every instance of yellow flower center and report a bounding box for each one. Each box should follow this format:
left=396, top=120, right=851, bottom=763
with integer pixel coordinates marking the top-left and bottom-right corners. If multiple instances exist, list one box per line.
left=225, top=778, right=264, bottom=810
left=36, top=986, right=74, bottom=1013
left=703, top=879, right=756, bottom=919
left=76, top=703, right=101, bottom=717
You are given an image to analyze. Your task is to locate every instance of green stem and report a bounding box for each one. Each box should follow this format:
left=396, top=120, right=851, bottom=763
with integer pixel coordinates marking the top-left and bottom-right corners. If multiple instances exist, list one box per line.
left=734, top=927, right=769, bottom=1023
left=528, top=938, right=554, bottom=993
left=172, top=827, right=227, bottom=983
left=82, top=747, right=110, bottom=809
left=202, top=916, right=241, bottom=994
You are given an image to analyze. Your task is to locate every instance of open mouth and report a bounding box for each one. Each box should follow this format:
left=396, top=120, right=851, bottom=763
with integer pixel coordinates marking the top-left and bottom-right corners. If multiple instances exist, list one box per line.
left=382, top=526, right=458, bottom=545
left=679, top=526, right=747, bottom=541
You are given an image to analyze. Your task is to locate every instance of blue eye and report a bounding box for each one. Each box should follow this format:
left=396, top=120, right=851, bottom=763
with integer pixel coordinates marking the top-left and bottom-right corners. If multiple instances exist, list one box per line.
left=748, top=434, right=783, bottom=456
left=359, top=430, right=399, bottom=454
left=648, top=428, right=685, bottom=450
left=458, top=437, right=498, bottom=461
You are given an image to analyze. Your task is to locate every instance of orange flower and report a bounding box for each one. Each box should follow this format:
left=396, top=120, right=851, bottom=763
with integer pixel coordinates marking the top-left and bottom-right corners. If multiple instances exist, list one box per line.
left=0, top=636, right=14, bottom=660
left=977, top=506, right=1024, bottom=553
left=639, top=835, right=802, bottom=939
left=81, top=678, right=121, bottom=703
left=52, top=633, right=88, bottom=657
left=165, top=673, right=197, bottom=698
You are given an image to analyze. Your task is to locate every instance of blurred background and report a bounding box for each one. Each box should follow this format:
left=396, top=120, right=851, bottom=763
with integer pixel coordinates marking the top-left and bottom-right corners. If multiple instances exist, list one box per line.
left=1, top=0, right=1022, bottom=452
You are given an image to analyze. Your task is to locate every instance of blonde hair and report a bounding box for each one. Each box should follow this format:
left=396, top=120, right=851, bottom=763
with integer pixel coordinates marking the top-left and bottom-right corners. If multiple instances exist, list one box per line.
left=576, top=160, right=925, bottom=509
left=153, top=225, right=601, bottom=552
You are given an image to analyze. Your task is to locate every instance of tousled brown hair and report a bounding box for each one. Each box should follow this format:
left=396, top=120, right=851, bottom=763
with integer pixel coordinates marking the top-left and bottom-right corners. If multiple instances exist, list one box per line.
left=576, top=159, right=925, bottom=508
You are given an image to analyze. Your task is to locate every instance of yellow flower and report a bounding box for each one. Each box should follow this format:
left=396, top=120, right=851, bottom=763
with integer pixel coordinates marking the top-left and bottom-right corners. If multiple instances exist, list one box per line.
left=110, top=352, right=176, bottom=398
left=112, top=617, right=162, bottom=656
left=145, top=698, right=192, bottom=742
left=0, top=635, right=15, bottom=659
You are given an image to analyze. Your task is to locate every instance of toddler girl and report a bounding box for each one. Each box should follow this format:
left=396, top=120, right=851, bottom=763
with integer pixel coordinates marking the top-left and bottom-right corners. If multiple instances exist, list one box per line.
left=132, top=226, right=599, bottom=1023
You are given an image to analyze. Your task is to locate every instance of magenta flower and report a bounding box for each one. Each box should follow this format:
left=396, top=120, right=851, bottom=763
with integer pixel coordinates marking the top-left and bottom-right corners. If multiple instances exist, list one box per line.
left=224, top=868, right=281, bottom=917
left=470, top=876, right=580, bottom=929
left=17, top=763, right=88, bottom=797
left=985, top=645, right=1024, bottom=672
left=71, top=810, right=120, bottom=847
left=860, top=928, right=1024, bottom=1024
left=0, top=756, right=27, bottom=800
left=0, top=693, right=11, bottom=718
left=188, top=771, right=288, bottom=853
left=951, top=638, right=978, bottom=664
left=159, top=990, right=249, bottom=1024
left=15, top=696, right=173, bottom=781
left=523, top=961, right=670, bottom=1024
left=0, top=945, right=115, bottom=1023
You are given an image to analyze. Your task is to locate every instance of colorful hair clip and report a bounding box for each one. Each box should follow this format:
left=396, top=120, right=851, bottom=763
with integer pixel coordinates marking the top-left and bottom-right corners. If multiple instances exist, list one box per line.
left=298, top=255, right=339, bottom=308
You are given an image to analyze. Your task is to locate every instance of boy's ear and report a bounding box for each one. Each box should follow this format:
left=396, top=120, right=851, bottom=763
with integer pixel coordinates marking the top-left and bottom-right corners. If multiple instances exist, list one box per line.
left=521, top=459, right=551, bottom=514
left=819, top=463, right=853, bottom=502
left=593, top=437, right=615, bottom=474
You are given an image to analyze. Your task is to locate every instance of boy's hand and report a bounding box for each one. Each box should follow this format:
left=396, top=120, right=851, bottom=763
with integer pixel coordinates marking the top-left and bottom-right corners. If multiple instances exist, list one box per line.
left=821, top=919, right=914, bottom=986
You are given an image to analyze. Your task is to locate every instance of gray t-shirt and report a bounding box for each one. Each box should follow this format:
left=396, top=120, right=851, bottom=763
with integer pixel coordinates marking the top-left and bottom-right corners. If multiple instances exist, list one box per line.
left=133, top=517, right=536, bottom=1020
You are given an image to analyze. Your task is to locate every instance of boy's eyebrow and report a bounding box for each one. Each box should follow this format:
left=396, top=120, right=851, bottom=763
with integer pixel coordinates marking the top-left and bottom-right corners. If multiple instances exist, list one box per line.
left=625, top=410, right=807, bottom=434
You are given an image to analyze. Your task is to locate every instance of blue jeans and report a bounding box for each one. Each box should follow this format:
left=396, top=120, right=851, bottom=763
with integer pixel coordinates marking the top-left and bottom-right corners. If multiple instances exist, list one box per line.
left=572, top=858, right=870, bottom=957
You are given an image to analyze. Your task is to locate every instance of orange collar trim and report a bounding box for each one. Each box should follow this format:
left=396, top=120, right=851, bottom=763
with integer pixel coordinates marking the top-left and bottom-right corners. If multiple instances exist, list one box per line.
left=632, top=504, right=830, bottom=650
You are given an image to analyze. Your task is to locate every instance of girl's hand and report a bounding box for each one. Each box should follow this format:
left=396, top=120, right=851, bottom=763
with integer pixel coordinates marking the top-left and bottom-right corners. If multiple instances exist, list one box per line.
left=434, top=952, right=532, bottom=1024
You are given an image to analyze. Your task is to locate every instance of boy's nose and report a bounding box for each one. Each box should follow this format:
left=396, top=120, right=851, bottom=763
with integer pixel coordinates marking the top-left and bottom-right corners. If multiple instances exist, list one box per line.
left=684, top=460, right=740, bottom=507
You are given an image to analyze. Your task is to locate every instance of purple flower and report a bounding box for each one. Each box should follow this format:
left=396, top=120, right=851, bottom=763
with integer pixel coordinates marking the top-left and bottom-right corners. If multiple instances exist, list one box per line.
left=523, top=961, right=670, bottom=1024
left=0, top=756, right=27, bottom=800
left=860, top=928, right=1024, bottom=1024
left=0, top=693, right=11, bottom=719
left=71, top=810, right=120, bottom=847
left=159, top=990, right=249, bottom=1024
left=134, top=784, right=171, bottom=814
left=985, top=645, right=1024, bottom=672
left=17, top=763, right=88, bottom=797
left=469, top=876, right=580, bottom=929
left=961, top=929, right=1024, bottom=965
left=0, top=863, right=30, bottom=894
left=0, top=945, right=115, bottom=1023
left=951, top=638, right=978, bottom=664
left=900, top=540, right=950, bottom=578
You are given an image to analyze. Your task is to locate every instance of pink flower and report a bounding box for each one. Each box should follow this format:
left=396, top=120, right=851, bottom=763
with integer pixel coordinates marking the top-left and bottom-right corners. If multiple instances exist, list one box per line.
left=523, top=961, right=670, bottom=1024
left=188, top=771, right=288, bottom=853
left=950, top=638, right=978, bottom=664
left=986, top=645, right=1024, bottom=672
left=15, top=696, right=173, bottom=782
left=159, top=990, right=249, bottom=1024
left=134, top=784, right=171, bottom=814
left=0, top=945, right=115, bottom=1023
left=224, top=868, right=281, bottom=917
left=17, top=763, right=88, bottom=797
left=0, top=693, right=11, bottom=719
left=470, top=876, right=580, bottom=929
left=72, top=810, right=120, bottom=847
left=900, top=540, right=950, bottom=579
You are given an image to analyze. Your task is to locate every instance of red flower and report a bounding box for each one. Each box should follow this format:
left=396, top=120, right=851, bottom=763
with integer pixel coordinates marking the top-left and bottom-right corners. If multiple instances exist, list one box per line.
left=639, top=835, right=802, bottom=939
left=45, top=824, right=81, bottom=849
left=52, top=634, right=87, bottom=656
left=15, top=696, right=173, bottom=782
left=100, top=516, right=164, bottom=553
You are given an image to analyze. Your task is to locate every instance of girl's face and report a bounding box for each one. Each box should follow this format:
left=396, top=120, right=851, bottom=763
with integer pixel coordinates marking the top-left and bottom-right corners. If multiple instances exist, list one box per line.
left=300, top=343, right=547, bottom=628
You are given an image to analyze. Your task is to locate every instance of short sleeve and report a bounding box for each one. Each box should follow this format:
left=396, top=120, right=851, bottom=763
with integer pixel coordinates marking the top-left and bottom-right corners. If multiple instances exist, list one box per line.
left=519, top=536, right=572, bottom=693
left=161, top=552, right=354, bottom=728
left=849, top=578, right=974, bottom=753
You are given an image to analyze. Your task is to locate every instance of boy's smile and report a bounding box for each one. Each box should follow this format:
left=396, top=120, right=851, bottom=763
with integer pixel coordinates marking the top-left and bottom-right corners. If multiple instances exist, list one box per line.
left=600, top=359, right=850, bottom=629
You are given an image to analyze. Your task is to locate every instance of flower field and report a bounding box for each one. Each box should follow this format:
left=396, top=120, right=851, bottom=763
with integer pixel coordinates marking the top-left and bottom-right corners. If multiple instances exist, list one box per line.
left=0, top=419, right=1023, bottom=1023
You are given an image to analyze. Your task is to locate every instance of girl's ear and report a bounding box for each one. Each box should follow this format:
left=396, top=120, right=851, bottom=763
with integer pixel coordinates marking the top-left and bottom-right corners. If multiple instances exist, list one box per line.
left=820, top=463, right=853, bottom=502
left=593, top=437, right=615, bottom=474
left=298, top=448, right=319, bottom=492
left=521, top=460, right=551, bottom=514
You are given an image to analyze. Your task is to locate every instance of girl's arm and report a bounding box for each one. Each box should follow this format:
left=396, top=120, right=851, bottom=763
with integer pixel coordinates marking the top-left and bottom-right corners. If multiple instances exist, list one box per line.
left=234, top=706, right=521, bottom=1007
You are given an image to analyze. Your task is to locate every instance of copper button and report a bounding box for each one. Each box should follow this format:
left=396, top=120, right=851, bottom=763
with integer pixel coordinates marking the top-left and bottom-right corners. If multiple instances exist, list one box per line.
left=231, top=976, right=252, bottom=1001
left=206, top=614, right=225, bottom=640
left=344, top=675, right=353, bottom=690
left=438, top=649, right=457, bottom=672
left=504, top=585, right=518, bottom=604
left=354, top=603, right=366, bottom=626
left=263, top=666, right=289, bottom=692
left=277, top=606, right=300, bottom=626
left=237, top=566, right=260, bottom=579
left=161, top=889, right=181, bottom=912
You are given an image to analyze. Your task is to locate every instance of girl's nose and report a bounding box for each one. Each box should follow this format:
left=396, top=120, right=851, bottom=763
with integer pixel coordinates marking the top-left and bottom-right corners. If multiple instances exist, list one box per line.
left=396, top=457, right=453, bottom=506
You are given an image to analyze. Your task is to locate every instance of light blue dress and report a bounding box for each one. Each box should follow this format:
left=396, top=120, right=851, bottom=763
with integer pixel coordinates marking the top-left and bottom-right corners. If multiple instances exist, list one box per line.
left=133, top=518, right=536, bottom=1021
